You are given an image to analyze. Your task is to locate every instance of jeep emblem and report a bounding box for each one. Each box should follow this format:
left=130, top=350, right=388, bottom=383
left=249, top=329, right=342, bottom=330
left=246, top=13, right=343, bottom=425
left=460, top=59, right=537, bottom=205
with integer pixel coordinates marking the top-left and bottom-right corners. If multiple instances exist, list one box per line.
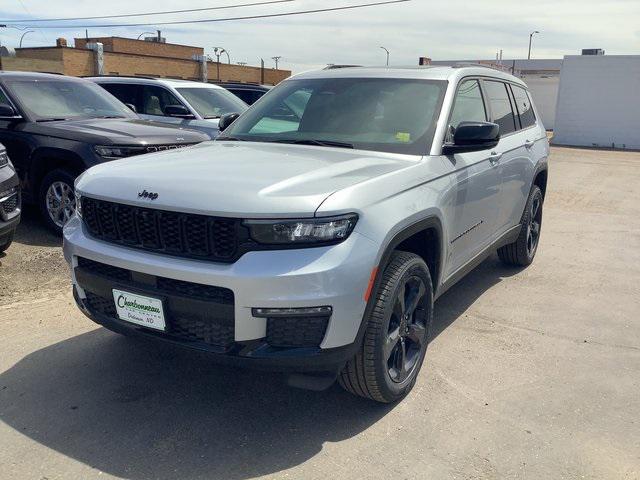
left=138, top=190, right=159, bottom=200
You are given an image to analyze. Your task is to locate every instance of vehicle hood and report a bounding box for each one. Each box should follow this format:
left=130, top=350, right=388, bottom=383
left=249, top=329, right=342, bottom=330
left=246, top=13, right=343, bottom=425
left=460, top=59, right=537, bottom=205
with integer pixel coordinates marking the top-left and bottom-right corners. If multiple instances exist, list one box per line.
left=76, top=141, right=418, bottom=217
left=24, top=118, right=209, bottom=145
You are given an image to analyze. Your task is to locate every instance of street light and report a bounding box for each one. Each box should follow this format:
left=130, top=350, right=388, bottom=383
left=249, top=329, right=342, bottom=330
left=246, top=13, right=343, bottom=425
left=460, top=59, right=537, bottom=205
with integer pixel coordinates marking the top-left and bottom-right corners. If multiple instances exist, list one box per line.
left=271, top=56, right=282, bottom=69
left=212, top=47, right=228, bottom=80
left=528, top=30, right=540, bottom=60
left=19, top=30, right=34, bottom=48
left=380, top=46, right=390, bottom=66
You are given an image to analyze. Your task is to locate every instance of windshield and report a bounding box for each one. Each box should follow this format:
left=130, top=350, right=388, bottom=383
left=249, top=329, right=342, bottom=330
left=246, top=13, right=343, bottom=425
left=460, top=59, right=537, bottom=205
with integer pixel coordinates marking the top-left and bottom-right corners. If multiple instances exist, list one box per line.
left=5, top=79, right=136, bottom=121
left=218, top=77, right=447, bottom=155
left=177, top=87, right=248, bottom=119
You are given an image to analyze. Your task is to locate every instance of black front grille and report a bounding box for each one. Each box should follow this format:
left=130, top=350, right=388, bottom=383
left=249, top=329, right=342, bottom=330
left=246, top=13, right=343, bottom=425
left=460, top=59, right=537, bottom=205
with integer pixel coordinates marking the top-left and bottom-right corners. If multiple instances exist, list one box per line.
left=0, top=188, right=19, bottom=217
left=81, top=197, right=249, bottom=262
left=266, top=316, right=330, bottom=348
left=77, top=257, right=235, bottom=349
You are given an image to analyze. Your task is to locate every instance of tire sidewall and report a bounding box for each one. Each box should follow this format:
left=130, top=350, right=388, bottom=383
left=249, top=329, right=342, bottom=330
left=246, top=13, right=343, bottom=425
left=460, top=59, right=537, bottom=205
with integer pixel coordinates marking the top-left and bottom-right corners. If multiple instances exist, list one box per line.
left=523, top=186, right=543, bottom=263
left=39, top=169, right=77, bottom=236
left=374, top=256, right=433, bottom=400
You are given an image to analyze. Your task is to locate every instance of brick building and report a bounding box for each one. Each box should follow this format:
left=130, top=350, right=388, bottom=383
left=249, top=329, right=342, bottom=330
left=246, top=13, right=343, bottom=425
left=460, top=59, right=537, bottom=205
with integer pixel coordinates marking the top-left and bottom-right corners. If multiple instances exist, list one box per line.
left=0, top=36, right=290, bottom=85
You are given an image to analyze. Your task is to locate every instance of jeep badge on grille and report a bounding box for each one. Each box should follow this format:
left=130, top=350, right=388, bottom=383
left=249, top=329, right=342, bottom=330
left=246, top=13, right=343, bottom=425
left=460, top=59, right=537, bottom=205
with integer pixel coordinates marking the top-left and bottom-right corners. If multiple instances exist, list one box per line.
left=138, top=190, right=159, bottom=200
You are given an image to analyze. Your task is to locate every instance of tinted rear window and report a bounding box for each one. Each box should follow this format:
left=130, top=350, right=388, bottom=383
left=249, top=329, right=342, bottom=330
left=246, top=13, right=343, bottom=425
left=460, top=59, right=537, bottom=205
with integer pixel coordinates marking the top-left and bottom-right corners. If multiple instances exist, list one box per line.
left=483, top=80, right=517, bottom=135
left=511, top=85, right=536, bottom=129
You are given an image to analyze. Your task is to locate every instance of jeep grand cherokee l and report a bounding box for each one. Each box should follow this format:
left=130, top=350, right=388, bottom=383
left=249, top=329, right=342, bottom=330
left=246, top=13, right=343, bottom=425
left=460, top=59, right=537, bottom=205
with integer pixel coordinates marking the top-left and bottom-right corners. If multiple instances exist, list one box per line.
left=64, top=66, right=549, bottom=403
left=0, top=72, right=209, bottom=234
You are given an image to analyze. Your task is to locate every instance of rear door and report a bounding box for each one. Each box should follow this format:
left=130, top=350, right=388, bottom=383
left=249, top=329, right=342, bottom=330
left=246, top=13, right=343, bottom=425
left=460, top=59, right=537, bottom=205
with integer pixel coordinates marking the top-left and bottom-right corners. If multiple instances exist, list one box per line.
left=483, top=80, right=534, bottom=234
left=441, top=78, right=502, bottom=278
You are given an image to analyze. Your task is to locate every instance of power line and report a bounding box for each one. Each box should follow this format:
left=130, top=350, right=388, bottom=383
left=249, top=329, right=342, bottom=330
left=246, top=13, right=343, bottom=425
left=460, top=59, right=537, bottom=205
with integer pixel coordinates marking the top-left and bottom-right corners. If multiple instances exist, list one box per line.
left=1, top=0, right=295, bottom=23
left=12, top=0, right=410, bottom=29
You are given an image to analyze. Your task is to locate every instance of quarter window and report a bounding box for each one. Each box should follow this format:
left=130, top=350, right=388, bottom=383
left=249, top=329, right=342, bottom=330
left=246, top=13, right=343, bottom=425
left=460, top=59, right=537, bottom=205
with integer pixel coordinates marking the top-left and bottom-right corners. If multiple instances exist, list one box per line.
left=511, top=85, right=536, bottom=129
left=483, top=80, right=517, bottom=135
left=449, top=79, right=487, bottom=129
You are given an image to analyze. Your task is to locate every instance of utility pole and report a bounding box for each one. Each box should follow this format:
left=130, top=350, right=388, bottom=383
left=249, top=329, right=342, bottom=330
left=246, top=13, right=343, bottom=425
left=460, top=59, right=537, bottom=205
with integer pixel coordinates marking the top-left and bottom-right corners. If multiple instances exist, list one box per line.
left=380, top=46, right=390, bottom=66
left=271, top=56, right=282, bottom=70
left=528, top=31, right=540, bottom=60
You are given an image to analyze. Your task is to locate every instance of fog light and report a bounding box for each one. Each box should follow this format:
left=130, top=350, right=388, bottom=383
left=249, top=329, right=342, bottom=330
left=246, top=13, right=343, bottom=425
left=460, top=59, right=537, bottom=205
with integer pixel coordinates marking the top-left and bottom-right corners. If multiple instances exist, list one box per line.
left=252, top=306, right=332, bottom=318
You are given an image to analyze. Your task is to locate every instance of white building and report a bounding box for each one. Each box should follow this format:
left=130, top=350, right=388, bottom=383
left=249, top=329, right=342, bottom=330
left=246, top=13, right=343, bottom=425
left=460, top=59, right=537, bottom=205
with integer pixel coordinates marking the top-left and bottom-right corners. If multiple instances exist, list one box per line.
left=552, top=55, right=640, bottom=149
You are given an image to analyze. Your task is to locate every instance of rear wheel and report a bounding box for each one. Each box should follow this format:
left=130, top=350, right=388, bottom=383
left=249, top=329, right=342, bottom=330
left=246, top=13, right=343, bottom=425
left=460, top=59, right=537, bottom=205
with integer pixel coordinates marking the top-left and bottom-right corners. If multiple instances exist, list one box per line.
left=497, top=185, right=543, bottom=266
left=39, top=169, right=77, bottom=236
left=339, top=251, right=433, bottom=403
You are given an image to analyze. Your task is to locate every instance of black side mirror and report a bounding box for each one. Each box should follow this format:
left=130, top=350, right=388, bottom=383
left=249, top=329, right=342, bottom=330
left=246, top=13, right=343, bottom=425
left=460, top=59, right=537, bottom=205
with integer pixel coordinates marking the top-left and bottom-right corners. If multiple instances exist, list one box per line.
left=218, top=112, right=241, bottom=132
left=164, top=104, right=194, bottom=118
left=442, top=121, right=500, bottom=154
left=0, top=103, right=20, bottom=119
left=124, top=103, right=137, bottom=113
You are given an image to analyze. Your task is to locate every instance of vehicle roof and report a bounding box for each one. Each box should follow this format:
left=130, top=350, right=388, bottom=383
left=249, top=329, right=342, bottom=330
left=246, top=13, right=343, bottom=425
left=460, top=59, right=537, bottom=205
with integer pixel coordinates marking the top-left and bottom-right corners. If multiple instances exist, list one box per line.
left=0, top=71, right=86, bottom=82
left=216, top=82, right=271, bottom=91
left=289, top=65, right=528, bottom=87
left=85, top=76, right=226, bottom=89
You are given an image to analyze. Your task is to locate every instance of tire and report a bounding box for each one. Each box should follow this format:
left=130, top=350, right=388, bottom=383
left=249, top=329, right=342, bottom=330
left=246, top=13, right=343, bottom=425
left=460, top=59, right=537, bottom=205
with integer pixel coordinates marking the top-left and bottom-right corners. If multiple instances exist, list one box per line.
left=39, top=169, right=78, bottom=236
left=0, top=232, right=13, bottom=253
left=339, top=251, right=433, bottom=403
left=497, top=185, right=543, bottom=266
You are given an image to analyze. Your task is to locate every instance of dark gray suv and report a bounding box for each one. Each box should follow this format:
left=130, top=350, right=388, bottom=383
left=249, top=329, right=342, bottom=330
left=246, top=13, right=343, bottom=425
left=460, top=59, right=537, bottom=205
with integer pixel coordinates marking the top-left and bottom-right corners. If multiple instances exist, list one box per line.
left=0, top=72, right=209, bottom=234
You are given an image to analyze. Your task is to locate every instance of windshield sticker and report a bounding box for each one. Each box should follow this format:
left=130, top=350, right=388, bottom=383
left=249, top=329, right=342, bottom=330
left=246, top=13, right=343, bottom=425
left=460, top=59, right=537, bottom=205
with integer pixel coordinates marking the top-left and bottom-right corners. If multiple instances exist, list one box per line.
left=395, top=132, right=411, bottom=143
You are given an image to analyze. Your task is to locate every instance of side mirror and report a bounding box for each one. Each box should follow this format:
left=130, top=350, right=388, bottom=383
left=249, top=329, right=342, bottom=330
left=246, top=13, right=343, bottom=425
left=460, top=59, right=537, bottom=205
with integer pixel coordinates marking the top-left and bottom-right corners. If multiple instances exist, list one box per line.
left=218, top=112, right=241, bottom=132
left=0, top=103, right=21, bottom=120
left=164, top=104, right=194, bottom=118
left=442, top=121, right=500, bottom=154
left=124, top=103, right=137, bottom=113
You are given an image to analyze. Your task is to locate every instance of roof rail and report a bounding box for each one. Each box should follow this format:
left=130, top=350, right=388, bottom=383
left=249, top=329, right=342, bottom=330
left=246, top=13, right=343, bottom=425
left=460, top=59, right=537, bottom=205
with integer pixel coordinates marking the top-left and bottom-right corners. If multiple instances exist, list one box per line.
left=80, top=74, right=161, bottom=80
left=452, top=62, right=512, bottom=72
left=323, top=64, right=362, bottom=70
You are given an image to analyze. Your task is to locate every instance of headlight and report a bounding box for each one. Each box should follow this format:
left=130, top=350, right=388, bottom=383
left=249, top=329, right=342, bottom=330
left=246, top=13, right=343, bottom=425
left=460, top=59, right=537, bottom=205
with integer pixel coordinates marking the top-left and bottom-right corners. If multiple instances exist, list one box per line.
left=94, top=145, right=146, bottom=159
left=244, top=214, right=358, bottom=245
left=0, top=150, right=8, bottom=168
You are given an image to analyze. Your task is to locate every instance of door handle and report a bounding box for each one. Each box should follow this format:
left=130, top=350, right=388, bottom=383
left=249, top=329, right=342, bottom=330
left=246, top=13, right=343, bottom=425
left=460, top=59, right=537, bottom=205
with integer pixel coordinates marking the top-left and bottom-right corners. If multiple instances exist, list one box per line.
left=524, top=139, right=535, bottom=149
left=489, top=151, right=502, bottom=165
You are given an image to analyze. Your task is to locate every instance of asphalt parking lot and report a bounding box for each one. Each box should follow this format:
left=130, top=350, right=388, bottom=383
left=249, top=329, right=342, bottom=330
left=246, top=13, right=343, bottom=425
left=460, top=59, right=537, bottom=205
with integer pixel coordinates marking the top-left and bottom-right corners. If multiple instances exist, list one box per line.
left=0, top=145, right=639, bottom=479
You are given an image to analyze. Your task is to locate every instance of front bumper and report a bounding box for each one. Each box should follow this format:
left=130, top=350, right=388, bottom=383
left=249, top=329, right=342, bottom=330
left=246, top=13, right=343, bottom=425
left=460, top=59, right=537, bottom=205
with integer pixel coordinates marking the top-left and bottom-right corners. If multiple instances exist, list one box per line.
left=0, top=166, right=21, bottom=240
left=63, top=216, right=379, bottom=371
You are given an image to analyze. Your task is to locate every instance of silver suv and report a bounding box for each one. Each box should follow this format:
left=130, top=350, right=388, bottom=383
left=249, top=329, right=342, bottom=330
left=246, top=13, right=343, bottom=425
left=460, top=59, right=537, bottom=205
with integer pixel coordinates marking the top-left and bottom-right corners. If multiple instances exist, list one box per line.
left=64, top=66, right=549, bottom=403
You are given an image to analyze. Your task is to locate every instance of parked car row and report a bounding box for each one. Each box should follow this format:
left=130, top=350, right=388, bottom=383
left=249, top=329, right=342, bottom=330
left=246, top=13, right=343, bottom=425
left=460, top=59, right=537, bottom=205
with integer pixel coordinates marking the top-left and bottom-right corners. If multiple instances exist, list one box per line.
left=0, top=72, right=257, bottom=234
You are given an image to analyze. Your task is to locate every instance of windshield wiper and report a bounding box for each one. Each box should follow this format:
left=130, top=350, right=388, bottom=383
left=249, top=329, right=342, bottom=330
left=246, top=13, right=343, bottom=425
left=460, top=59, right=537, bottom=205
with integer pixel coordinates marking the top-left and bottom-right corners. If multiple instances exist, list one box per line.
left=272, top=139, right=354, bottom=149
left=204, top=115, right=221, bottom=119
left=36, top=118, right=70, bottom=122
left=94, top=115, right=126, bottom=119
left=216, top=136, right=247, bottom=141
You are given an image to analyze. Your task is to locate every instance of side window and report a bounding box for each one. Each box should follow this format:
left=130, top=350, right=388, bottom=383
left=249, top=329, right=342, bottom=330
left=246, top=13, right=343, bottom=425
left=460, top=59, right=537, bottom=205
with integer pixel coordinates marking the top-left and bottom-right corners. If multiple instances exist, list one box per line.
left=141, top=86, right=183, bottom=116
left=0, top=87, right=10, bottom=105
left=511, top=85, right=536, bottom=129
left=100, top=83, right=142, bottom=112
left=449, top=79, right=487, bottom=129
left=483, top=80, right=517, bottom=135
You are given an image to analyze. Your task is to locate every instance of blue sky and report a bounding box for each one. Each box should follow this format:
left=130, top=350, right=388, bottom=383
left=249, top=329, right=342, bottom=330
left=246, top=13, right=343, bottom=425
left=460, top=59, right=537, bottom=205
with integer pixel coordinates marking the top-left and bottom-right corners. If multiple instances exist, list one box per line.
left=1, top=0, right=638, bottom=73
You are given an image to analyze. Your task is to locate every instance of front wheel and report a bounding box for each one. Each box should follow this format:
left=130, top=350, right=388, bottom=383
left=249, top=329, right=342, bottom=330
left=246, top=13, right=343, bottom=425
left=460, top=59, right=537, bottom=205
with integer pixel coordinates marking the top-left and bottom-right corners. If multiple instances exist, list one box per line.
left=0, top=231, right=13, bottom=253
left=39, top=169, right=78, bottom=236
left=339, top=251, right=433, bottom=403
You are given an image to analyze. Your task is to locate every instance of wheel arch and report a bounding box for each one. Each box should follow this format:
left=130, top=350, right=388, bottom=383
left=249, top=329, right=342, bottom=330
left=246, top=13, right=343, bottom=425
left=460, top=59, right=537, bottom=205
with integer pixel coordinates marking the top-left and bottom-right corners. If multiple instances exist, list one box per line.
left=29, top=148, right=85, bottom=199
left=533, top=162, right=548, bottom=198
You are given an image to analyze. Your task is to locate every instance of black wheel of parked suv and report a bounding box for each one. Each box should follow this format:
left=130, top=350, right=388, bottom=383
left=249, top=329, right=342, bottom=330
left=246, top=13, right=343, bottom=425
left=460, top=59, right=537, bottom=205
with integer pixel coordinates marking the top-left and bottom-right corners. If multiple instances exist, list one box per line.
left=339, top=251, right=433, bottom=403
left=39, top=169, right=78, bottom=236
left=0, top=232, right=13, bottom=253
left=497, top=185, right=544, bottom=267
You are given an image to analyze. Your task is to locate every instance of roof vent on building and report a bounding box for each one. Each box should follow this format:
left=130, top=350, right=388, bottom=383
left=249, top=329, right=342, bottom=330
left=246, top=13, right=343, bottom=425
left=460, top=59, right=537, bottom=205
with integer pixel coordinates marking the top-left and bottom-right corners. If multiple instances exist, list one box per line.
left=144, top=30, right=166, bottom=43
left=581, top=48, right=605, bottom=55
left=56, top=38, right=68, bottom=48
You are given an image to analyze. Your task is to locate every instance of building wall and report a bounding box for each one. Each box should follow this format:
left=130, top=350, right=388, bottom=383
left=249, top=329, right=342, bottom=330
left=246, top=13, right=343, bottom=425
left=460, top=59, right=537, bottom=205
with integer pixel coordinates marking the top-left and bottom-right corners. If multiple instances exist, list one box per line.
left=4, top=46, right=290, bottom=85
left=521, top=74, right=560, bottom=130
left=0, top=56, right=64, bottom=74
left=75, top=37, right=203, bottom=60
left=553, top=55, right=640, bottom=149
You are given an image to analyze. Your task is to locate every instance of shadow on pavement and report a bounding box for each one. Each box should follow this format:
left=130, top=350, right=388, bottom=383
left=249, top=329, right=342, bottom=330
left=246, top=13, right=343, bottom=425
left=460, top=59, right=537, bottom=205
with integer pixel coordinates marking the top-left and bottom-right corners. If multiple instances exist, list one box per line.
left=13, top=205, right=60, bottom=248
left=0, top=255, right=518, bottom=479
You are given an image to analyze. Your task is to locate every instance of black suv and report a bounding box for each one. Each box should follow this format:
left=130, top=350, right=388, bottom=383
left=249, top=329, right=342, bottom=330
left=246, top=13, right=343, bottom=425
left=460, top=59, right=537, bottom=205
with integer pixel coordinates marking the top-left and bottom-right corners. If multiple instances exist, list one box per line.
left=0, top=72, right=209, bottom=234
left=215, top=82, right=271, bottom=105
left=0, top=143, right=20, bottom=252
